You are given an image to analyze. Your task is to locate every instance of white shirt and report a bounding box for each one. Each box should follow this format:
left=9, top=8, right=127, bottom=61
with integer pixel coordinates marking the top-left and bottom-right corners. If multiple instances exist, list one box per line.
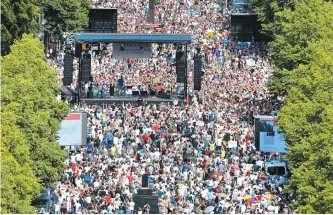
left=129, top=202, right=135, bottom=210
left=75, top=154, right=82, bottom=162
left=113, top=137, right=119, bottom=146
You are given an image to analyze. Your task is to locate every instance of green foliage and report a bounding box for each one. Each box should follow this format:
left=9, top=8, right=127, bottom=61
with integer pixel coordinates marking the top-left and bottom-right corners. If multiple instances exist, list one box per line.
left=1, top=104, right=41, bottom=214
left=1, top=0, right=41, bottom=55
left=250, top=0, right=296, bottom=38
left=43, top=0, right=90, bottom=37
left=268, top=0, right=333, bottom=92
left=1, top=35, right=70, bottom=188
left=271, top=0, right=333, bottom=71
left=253, top=0, right=333, bottom=212
left=277, top=40, right=333, bottom=213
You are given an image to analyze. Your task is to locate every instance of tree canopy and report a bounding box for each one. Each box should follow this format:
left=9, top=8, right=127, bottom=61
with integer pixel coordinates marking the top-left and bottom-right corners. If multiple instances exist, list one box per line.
left=250, top=0, right=296, bottom=38
left=252, top=0, right=333, bottom=212
left=1, top=0, right=90, bottom=56
left=43, top=0, right=90, bottom=37
left=1, top=34, right=70, bottom=211
left=277, top=39, right=333, bottom=214
left=1, top=0, right=41, bottom=55
left=1, top=105, right=41, bottom=214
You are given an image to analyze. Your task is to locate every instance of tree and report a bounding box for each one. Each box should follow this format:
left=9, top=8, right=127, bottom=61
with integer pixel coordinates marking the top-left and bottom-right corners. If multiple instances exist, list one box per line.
left=1, top=34, right=70, bottom=186
left=269, top=0, right=333, bottom=92
left=0, top=104, right=41, bottom=214
left=1, top=0, right=41, bottom=55
left=277, top=39, right=333, bottom=213
left=252, top=0, right=333, bottom=211
left=250, top=0, right=296, bottom=38
left=42, top=0, right=90, bottom=38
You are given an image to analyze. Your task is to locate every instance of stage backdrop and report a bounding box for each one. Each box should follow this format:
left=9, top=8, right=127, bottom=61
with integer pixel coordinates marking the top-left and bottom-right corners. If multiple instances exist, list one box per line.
left=58, top=112, right=87, bottom=146
left=254, top=115, right=287, bottom=153
left=113, top=43, right=152, bottom=58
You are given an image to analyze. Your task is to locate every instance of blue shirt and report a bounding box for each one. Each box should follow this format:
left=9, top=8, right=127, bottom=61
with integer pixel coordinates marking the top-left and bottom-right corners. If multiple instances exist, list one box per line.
left=118, top=79, right=124, bottom=88
left=106, top=132, right=113, bottom=141
left=87, top=142, right=93, bottom=151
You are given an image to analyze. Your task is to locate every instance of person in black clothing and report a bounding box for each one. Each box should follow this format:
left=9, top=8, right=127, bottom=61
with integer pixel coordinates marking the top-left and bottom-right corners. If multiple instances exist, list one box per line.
left=138, top=95, right=143, bottom=106
left=60, top=204, right=67, bottom=214
left=109, top=82, right=115, bottom=97
left=143, top=202, right=150, bottom=214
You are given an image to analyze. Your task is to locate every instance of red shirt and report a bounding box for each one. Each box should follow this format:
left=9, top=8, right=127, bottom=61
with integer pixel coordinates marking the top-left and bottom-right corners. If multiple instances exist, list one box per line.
left=245, top=134, right=251, bottom=141
left=105, top=195, right=111, bottom=204
left=71, top=163, right=77, bottom=171
left=142, top=135, right=149, bottom=142
left=128, top=175, right=134, bottom=183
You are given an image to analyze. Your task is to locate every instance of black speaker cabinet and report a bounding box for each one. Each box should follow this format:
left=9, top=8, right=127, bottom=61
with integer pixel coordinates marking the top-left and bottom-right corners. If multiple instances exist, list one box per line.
left=142, top=173, right=148, bottom=188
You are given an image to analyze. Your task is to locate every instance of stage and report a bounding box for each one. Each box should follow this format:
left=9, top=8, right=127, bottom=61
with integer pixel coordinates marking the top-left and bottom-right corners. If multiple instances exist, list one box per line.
left=81, top=95, right=184, bottom=105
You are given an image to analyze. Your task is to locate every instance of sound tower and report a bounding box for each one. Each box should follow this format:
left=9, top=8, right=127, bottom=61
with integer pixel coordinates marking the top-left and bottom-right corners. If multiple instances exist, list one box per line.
left=81, top=55, right=91, bottom=83
left=88, top=9, right=117, bottom=33
left=193, top=53, right=202, bottom=91
left=142, top=173, right=148, bottom=188
left=63, top=55, right=73, bottom=85
left=176, top=50, right=185, bottom=83
left=75, top=43, right=82, bottom=58
left=148, top=0, right=155, bottom=23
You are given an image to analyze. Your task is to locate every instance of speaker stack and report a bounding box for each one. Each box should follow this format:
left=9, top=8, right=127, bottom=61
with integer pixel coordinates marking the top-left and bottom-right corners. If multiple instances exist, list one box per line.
left=81, top=54, right=91, bottom=83
left=142, top=173, right=148, bottom=188
left=75, top=43, right=82, bottom=58
left=176, top=46, right=186, bottom=83
left=193, top=48, right=202, bottom=91
left=63, top=55, right=73, bottom=85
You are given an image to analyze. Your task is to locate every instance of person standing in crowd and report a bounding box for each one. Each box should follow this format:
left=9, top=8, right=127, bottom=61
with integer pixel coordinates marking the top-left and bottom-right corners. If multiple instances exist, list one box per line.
left=143, top=202, right=150, bottom=214
left=110, top=81, right=115, bottom=97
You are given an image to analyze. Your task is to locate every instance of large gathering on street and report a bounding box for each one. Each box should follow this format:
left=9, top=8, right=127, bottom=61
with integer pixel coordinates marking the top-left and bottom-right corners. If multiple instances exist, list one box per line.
left=2, top=0, right=333, bottom=214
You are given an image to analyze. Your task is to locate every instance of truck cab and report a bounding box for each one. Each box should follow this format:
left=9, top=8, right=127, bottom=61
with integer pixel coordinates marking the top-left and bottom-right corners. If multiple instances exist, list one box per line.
left=264, top=159, right=289, bottom=185
left=31, top=189, right=52, bottom=214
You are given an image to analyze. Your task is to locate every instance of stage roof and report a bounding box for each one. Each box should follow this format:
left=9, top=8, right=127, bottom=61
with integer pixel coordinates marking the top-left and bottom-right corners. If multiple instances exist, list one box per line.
left=74, top=33, right=192, bottom=44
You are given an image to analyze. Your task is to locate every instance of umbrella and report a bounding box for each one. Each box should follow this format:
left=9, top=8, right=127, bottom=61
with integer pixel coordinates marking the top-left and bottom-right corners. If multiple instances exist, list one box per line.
left=153, top=85, right=167, bottom=91
left=243, top=195, right=251, bottom=200
left=146, top=23, right=159, bottom=28
left=153, top=77, right=161, bottom=84
left=205, top=206, right=215, bottom=213
left=247, top=198, right=256, bottom=205
left=82, top=175, right=91, bottom=182
left=61, top=85, right=78, bottom=96
left=152, top=124, right=159, bottom=131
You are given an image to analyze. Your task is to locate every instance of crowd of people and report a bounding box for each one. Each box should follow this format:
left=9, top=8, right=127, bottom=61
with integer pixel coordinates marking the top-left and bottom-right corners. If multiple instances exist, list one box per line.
left=48, top=0, right=293, bottom=214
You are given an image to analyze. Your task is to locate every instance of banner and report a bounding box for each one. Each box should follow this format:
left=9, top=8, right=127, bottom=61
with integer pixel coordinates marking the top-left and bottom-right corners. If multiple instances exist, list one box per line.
left=58, top=112, right=87, bottom=146
left=254, top=116, right=287, bottom=153
left=113, top=43, right=152, bottom=58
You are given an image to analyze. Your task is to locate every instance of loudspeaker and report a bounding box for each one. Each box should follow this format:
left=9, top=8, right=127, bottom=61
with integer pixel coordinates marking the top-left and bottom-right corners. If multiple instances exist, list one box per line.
left=63, top=55, right=73, bottom=85
left=176, top=51, right=185, bottom=83
left=137, top=189, right=153, bottom=196
left=75, top=43, right=82, bottom=58
left=148, top=0, right=155, bottom=23
left=89, top=9, right=118, bottom=33
left=81, top=57, right=91, bottom=83
left=141, top=91, right=148, bottom=96
left=193, top=55, right=202, bottom=91
left=133, top=194, right=159, bottom=214
left=142, top=174, right=148, bottom=188
left=87, top=90, right=93, bottom=98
